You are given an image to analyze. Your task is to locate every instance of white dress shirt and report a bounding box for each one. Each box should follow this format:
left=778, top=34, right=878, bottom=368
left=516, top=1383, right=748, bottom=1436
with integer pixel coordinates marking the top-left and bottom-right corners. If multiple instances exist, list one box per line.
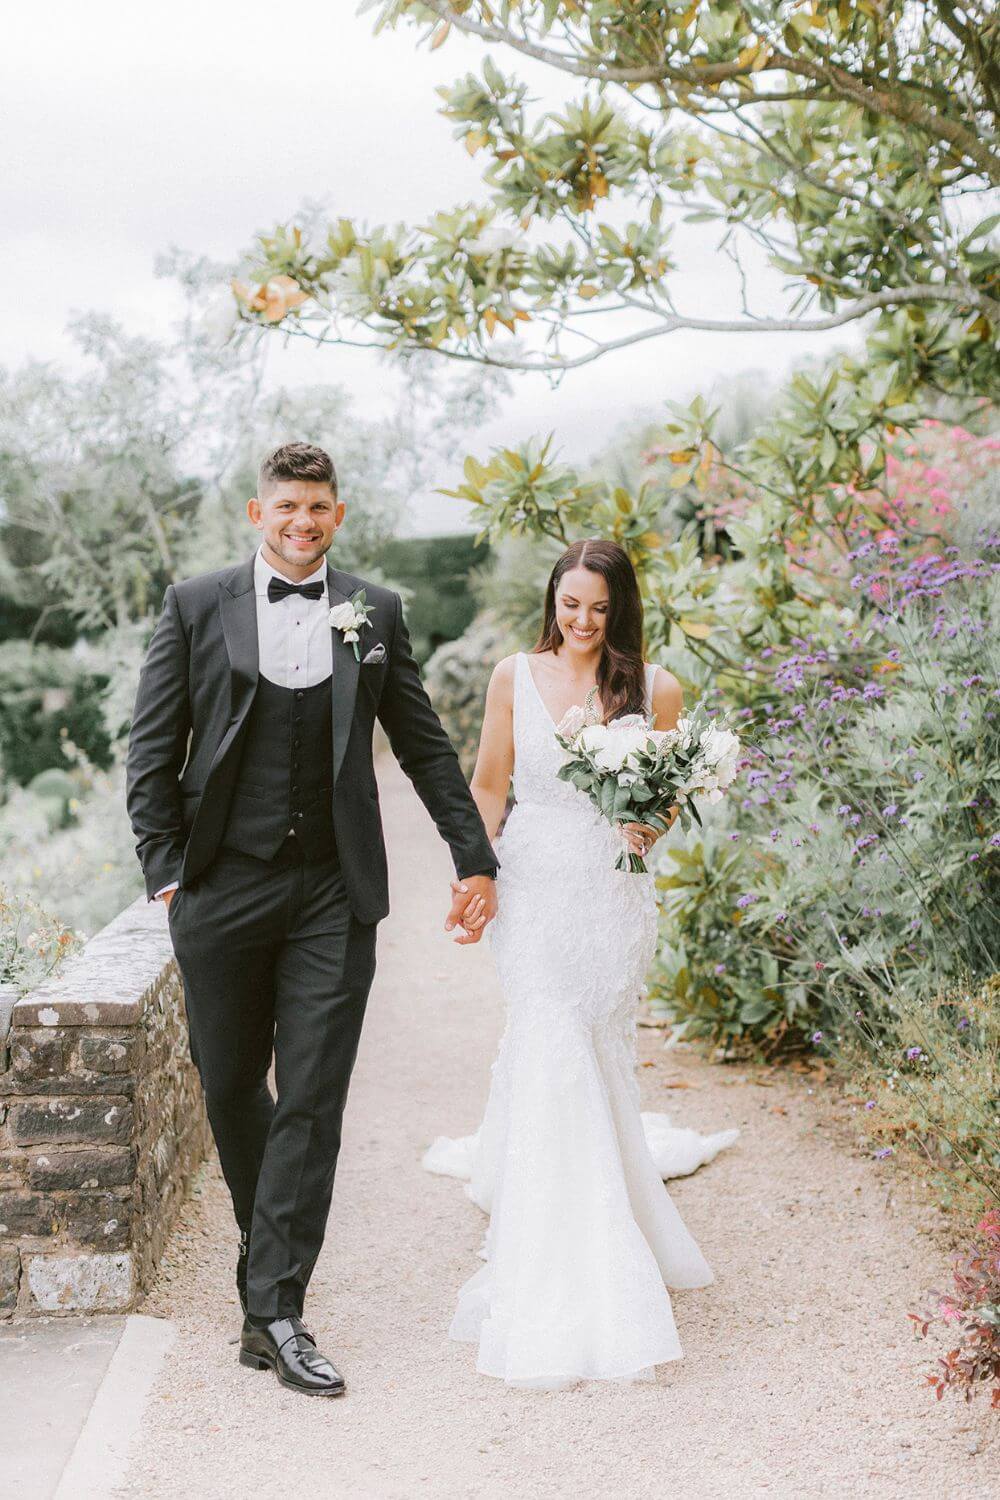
left=252, top=544, right=332, bottom=688
left=154, top=545, right=332, bottom=899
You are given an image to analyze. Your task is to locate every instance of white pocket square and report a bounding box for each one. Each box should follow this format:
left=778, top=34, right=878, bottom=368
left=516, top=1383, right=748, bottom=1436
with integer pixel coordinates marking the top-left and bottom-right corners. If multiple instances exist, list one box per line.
left=361, top=642, right=387, bottom=665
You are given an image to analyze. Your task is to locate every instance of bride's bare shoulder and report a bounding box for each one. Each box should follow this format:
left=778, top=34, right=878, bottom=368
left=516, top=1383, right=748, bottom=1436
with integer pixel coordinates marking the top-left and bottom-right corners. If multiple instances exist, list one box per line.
left=646, top=663, right=683, bottom=722
left=486, top=653, right=519, bottom=703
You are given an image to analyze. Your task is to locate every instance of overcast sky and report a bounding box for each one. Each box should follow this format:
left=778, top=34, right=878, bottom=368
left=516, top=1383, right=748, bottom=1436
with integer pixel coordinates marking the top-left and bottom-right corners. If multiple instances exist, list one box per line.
left=3, top=1, right=859, bottom=532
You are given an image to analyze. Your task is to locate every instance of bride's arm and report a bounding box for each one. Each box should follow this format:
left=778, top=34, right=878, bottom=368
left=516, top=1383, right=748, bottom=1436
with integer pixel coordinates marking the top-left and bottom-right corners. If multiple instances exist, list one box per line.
left=468, top=656, right=516, bottom=843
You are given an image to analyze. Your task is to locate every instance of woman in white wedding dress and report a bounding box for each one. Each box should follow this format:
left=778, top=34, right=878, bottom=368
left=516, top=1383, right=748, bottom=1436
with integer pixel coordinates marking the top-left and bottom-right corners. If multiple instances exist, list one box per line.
left=424, top=539, right=739, bottom=1388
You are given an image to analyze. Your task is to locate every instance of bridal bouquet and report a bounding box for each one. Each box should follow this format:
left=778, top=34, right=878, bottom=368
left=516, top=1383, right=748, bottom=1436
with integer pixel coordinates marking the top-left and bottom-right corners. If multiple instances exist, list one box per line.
left=554, top=700, right=741, bottom=872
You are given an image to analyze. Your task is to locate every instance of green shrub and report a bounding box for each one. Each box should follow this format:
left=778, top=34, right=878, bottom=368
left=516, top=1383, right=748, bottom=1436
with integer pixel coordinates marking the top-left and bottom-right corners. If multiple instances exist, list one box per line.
left=424, top=610, right=519, bottom=776
left=0, top=641, right=112, bottom=784
left=0, top=741, right=143, bottom=940
left=652, top=543, right=1000, bottom=1052
left=379, top=533, right=489, bottom=663
left=842, top=974, right=999, bottom=1221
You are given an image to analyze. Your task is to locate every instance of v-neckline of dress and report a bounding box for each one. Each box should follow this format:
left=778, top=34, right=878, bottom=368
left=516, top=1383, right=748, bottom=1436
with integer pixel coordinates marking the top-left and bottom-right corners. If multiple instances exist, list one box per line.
left=521, top=651, right=601, bottom=730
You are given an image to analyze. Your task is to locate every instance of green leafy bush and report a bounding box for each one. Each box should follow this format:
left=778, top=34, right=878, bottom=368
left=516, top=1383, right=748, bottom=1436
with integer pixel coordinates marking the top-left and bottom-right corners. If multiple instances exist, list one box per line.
left=652, top=526, right=1000, bottom=1049
left=0, top=641, right=112, bottom=784
left=843, top=975, right=1000, bottom=1222
left=378, top=533, right=489, bottom=663
left=0, top=744, right=143, bottom=940
left=423, top=610, right=519, bottom=776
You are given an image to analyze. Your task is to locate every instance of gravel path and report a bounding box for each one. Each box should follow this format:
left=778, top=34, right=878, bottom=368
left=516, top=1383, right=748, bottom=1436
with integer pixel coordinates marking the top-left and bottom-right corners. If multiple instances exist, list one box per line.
left=118, top=754, right=997, bottom=1499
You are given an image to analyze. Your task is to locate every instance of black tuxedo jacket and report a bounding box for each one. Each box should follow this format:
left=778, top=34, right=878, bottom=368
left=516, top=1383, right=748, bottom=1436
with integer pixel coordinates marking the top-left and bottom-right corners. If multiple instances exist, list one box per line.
left=124, top=551, right=498, bottom=924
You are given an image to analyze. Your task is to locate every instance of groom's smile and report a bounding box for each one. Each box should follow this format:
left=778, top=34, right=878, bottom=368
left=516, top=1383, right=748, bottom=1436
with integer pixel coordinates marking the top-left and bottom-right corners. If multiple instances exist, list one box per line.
left=247, top=477, right=346, bottom=582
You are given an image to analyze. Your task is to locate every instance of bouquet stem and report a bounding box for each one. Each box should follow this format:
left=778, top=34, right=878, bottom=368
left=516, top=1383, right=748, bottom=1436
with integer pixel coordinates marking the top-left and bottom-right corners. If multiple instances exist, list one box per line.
left=614, top=848, right=649, bottom=875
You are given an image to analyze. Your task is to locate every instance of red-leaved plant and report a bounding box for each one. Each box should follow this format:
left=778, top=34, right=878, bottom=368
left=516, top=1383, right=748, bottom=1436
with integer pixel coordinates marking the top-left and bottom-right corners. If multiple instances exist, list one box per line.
left=909, top=1209, right=1000, bottom=1409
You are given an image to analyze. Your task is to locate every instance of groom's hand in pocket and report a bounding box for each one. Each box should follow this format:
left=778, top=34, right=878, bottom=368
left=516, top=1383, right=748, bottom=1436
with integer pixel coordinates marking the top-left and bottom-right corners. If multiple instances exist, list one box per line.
left=445, top=876, right=497, bottom=944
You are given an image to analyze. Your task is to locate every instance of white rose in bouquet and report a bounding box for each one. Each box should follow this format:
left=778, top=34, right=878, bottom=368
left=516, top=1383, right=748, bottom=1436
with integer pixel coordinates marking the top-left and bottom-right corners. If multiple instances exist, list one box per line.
left=702, top=725, right=741, bottom=782
left=593, top=726, right=651, bottom=772
left=577, top=724, right=610, bottom=755
left=592, top=738, right=630, bottom=772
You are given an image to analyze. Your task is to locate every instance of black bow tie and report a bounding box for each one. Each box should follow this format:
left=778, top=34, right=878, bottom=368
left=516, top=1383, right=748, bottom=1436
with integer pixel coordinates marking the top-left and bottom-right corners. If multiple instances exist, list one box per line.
left=266, top=576, right=326, bottom=605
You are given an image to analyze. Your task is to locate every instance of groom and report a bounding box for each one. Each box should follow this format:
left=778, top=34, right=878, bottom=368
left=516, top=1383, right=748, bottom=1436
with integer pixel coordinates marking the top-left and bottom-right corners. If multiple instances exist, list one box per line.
left=125, top=442, right=498, bottom=1398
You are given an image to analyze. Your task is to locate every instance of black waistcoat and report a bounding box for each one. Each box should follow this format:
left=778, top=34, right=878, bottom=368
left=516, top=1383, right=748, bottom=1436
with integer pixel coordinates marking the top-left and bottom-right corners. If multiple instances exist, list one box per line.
left=220, top=673, right=336, bottom=862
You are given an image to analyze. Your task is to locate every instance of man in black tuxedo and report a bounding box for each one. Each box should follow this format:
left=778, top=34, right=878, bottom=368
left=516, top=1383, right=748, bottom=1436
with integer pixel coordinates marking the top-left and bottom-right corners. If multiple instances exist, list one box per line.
left=125, top=442, right=497, bottom=1397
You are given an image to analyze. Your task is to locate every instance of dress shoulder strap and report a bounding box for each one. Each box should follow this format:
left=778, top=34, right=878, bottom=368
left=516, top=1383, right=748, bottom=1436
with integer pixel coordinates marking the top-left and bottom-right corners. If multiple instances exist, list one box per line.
left=643, top=661, right=659, bottom=712
left=512, top=651, right=531, bottom=739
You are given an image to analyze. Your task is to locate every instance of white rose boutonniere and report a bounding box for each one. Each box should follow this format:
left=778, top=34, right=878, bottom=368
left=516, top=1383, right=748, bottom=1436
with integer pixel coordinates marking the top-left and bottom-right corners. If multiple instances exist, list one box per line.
left=329, top=589, right=375, bottom=661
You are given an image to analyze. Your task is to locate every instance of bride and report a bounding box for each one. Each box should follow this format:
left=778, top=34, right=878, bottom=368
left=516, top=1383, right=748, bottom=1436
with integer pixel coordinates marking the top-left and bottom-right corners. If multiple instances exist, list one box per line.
left=424, top=538, right=740, bottom=1388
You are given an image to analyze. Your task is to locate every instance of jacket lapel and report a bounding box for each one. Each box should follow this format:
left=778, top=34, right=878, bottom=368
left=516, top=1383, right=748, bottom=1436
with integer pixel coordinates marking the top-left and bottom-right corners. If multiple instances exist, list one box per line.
left=183, top=555, right=258, bottom=879
left=207, top=554, right=259, bottom=781
left=327, top=568, right=360, bottom=788
left=218, top=553, right=259, bottom=699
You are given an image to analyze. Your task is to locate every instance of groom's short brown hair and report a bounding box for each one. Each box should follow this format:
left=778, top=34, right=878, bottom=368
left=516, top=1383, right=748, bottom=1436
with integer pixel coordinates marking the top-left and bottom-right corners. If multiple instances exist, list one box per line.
left=257, top=442, right=338, bottom=498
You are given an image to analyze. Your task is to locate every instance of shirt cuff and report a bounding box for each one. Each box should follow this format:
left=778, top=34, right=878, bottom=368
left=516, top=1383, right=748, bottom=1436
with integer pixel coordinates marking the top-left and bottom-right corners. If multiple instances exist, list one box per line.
left=152, top=881, right=179, bottom=901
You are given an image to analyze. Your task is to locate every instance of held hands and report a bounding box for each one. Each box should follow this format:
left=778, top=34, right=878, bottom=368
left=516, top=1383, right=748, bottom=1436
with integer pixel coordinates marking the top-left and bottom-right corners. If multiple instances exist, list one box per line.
left=445, top=874, right=497, bottom=945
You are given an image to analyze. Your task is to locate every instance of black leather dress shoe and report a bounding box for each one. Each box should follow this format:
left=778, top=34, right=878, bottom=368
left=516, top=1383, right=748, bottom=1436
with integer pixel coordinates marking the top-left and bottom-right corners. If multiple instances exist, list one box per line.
left=236, top=1231, right=249, bottom=1316
left=238, top=1315, right=345, bottom=1397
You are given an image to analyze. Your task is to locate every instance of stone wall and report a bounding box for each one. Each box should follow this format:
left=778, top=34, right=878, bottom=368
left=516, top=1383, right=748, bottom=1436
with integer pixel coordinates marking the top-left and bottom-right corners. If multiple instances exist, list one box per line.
left=0, top=897, right=210, bottom=1317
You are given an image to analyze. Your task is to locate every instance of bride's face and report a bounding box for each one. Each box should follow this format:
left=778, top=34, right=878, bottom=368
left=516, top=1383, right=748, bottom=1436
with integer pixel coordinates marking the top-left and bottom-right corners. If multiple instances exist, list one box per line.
left=554, top=566, right=609, bottom=655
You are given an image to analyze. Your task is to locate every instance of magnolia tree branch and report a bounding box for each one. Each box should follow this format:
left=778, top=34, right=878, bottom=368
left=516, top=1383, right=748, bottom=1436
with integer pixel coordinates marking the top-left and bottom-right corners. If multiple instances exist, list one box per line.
left=422, top=1, right=1000, bottom=185
left=723, top=101, right=977, bottom=300
left=279, top=281, right=984, bottom=373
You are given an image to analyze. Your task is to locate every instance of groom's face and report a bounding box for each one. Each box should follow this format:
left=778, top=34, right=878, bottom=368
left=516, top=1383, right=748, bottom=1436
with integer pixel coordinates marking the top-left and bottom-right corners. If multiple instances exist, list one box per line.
left=247, top=480, right=345, bottom=577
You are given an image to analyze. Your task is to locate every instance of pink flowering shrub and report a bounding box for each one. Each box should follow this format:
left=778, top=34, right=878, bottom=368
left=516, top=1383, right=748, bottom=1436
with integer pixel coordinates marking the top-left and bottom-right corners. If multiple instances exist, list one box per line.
left=910, top=1208, right=1000, bottom=1409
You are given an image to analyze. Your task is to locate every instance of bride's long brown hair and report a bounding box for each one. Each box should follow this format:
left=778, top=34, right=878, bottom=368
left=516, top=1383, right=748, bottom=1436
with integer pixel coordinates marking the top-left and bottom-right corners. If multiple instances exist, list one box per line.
left=533, top=539, right=647, bottom=724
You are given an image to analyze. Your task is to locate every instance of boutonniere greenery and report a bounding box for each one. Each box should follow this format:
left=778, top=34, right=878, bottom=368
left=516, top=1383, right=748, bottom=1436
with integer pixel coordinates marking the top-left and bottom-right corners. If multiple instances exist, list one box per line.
left=329, top=589, right=375, bottom=661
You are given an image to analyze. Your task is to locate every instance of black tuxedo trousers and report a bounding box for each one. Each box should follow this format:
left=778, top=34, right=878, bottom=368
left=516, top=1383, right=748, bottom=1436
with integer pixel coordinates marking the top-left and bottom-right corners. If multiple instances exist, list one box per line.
left=168, top=835, right=377, bottom=1322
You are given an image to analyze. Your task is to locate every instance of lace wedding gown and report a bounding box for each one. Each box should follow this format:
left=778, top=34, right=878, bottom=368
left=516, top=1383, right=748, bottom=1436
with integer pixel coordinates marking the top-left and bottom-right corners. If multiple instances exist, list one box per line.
left=423, top=651, right=740, bottom=1388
